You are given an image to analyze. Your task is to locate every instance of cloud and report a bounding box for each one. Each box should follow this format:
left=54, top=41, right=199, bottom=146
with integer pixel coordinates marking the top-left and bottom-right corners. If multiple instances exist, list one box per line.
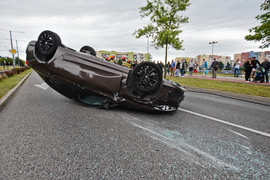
left=0, top=0, right=267, bottom=63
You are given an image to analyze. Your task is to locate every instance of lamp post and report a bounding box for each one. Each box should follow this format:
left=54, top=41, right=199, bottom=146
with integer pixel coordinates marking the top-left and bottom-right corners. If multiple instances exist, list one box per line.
left=209, top=41, right=218, bottom=64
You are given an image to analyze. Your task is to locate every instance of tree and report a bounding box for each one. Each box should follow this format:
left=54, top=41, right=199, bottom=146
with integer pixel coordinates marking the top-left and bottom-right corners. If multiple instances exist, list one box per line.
left=133, top=0, right=190, bottom=78
left=218, top=61, right=224, bottom=70
left=117, top=59, right=123, bottom=66
left=245, top=0, right=270, bottom=48
left=225, top=62, right=231, bottom=70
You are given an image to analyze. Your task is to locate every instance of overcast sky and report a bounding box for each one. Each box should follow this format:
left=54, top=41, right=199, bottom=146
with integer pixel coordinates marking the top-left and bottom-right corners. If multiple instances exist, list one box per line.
left=0, top=0, right=267, bottom=62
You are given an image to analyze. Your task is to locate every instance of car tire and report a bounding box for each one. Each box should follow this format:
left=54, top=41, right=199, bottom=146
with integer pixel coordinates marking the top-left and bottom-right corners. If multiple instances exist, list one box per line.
left=36, top=30, right=61, bottom=57
left=131, top=62, right=162, bottom=93
left=80, top=46, right=96, bottom=56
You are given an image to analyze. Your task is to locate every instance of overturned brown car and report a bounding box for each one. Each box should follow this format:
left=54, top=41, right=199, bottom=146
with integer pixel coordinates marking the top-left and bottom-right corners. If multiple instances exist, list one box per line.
left=26, top=30, right=185, bottom=112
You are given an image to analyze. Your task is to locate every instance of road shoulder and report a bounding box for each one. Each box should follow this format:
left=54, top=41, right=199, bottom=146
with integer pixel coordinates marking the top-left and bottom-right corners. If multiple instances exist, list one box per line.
left=0, top=71, right=32, bottom=112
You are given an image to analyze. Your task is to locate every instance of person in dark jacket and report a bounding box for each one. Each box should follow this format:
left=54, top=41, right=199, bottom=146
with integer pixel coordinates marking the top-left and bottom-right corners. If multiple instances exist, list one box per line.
left=211, top=58, right=219, bottom=78
left=244, top=58, right=253, bottom=82
left=175, top=60, right=180, bottom=77
left=180, top=59, right=186, bottom=77
left=166, top=62, right=171, bottom=75
left=262, top=58, right=270, bottom=83
left=251, top=56, right=261, bottom=78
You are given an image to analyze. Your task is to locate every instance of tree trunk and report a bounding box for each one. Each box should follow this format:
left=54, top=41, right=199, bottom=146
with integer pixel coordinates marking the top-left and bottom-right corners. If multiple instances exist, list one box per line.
left=164, top=42, right=168, bottom=79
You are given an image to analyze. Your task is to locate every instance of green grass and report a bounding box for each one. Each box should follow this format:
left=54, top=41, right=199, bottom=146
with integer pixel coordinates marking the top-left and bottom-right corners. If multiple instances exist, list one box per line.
left=168, top=76, right=270, bottom=98
left=0, top=69, right=32, bottom=99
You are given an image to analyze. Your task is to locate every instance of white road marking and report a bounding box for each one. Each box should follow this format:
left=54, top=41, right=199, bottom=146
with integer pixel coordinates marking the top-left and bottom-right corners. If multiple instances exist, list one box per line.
left=227, top=129, right=248, bottom=139
left=34, top=83, right=49, bottom=90
left=178, top=108, right=270, bottom=138
left=129, top=120, right=238, bottom=170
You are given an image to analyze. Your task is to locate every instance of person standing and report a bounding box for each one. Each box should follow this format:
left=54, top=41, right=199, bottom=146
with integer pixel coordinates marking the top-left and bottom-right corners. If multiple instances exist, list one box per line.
left=189, top=59, right=195, bottom=76
left=251, top=56, right=261, bottom=78
left=166, top=61, right=171, bottom=75
left=262, top=58, right=270, bottom=83
left=180, top=59, right=186, bottom=77
left=202, top=59, right=207, bottom=76
left=160, top=62, right=164, bottom=75
left=170, top=60, right=175, bottom=76
left=193, top=61, right=198, bottom=75
left=131, top=61, right=137, bottom=69
left=211, top=58, right=219, bottom=78
left=244, top=58, right=253, bottom=82
left=234, top=59, right=241, bottom=77
left=175, top=60, right=180, bottom=77
left=157, top=61, right=163, bottom=74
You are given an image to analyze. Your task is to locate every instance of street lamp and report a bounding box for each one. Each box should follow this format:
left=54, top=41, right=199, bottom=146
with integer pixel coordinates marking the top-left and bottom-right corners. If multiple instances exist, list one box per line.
left=209, top=41, right=218, bottom=64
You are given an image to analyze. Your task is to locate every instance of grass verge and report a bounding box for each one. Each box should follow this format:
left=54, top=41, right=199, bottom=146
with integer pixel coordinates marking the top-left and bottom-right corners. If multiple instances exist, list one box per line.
left=168, top=76, right=270, bottom=98
left=0, top=69, right=32, bottom=99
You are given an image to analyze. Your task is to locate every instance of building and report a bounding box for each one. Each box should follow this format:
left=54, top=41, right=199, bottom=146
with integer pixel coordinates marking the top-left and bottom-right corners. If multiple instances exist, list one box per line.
left=234, top=53, right=241, bottom=64
left=96, top=50, right=152, bottom=63
left=174, top=57, right=194, bottom=62
left=196, top=54, right=231, bottom=67
left=233, top=51, right=270, bottom=66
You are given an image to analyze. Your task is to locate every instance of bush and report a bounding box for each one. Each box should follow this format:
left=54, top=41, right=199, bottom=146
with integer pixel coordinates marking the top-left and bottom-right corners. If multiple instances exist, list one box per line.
left=11, top=69, right=17, bottom=75
left=15, top=68, right=21, bottom=74
left=0, top=73, right=8, bottom=81
left=5, top=70, right=15, bottom=77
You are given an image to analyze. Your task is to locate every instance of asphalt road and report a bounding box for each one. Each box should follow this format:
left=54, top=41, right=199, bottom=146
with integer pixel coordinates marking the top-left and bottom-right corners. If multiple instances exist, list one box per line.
left=0, top=71, right=269, bottom=179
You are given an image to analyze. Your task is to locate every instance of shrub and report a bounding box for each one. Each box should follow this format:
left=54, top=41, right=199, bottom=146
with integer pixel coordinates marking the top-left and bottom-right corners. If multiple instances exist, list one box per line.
left=15, top=68, right=21, bottom=74
left=1, top=73, right=7, bottom=79
left=11, top=69, right=17, bottom=75
left=5, top=70, right=15, bottom=77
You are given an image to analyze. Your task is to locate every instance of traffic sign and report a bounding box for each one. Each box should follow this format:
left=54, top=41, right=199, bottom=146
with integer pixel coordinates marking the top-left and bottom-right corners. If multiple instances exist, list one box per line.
left=9, top=48, right=17, bottom=54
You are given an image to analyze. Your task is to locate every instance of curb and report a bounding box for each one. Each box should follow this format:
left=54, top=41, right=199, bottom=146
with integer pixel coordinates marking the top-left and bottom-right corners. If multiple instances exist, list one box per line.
left=0, top=71, right=32, bottom=112
left=184, top=86, right=270, bottom=106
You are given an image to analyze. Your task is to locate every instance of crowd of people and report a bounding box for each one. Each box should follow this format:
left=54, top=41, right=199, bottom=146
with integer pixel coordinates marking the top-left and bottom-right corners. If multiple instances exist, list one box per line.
left=155, top=59, right=200, bottom=77
left=104, top=55, right=138, bottom=69
left=154, top=59, right=217, bottom=77
left=153, top=57, right=270, bottom=83
left=243, top=57, right=269, bottom=83
left=104, top=55, right=269, bottom=83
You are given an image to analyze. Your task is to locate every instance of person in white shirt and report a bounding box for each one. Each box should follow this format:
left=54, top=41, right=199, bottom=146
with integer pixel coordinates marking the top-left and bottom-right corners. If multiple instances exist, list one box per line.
left=234, top=59, right=241, bottom=77
left=189, top=59, right=195, bottom=76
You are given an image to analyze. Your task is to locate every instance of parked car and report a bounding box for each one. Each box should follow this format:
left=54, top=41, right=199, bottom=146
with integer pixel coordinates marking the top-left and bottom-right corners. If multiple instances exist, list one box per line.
left=26, top=30, right=185, bottom=112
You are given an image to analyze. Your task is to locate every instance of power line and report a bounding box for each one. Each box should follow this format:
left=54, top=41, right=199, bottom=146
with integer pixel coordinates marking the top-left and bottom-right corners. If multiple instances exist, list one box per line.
left=0, top=28, right=25, bottom=33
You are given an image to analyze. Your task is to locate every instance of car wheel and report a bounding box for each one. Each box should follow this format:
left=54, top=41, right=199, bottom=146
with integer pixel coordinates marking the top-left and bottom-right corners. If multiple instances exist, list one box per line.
left=80, top=46, right=96, bottom=56
left=131, top=62, right=162, bottom=93
left=36, top=30, right=61, bottom=57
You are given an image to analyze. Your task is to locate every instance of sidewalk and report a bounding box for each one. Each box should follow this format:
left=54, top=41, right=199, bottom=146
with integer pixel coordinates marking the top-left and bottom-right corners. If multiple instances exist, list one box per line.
left=173, top=74, right=270, bottom=86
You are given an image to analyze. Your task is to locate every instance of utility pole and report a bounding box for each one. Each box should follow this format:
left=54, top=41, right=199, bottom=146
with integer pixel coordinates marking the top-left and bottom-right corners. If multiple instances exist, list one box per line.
left=9, top=31, right=16, bottom=68
left=0, top=28, right=25, bottom=68
left=209, top=41, right=218, bottom=64
left=16, top=40, right=20, bottom=67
